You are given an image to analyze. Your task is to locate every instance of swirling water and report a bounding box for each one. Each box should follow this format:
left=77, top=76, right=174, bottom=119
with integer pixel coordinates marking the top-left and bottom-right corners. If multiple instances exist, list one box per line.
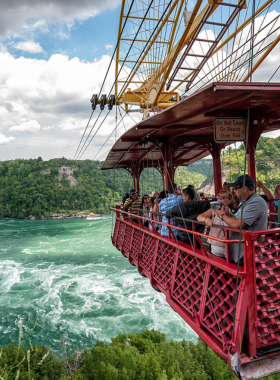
left=0, top=215, right=197, bottom=350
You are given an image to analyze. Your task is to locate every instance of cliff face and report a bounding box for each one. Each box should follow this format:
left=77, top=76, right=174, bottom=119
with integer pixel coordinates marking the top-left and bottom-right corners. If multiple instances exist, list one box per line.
left=41, top=166, right=78, bottom=187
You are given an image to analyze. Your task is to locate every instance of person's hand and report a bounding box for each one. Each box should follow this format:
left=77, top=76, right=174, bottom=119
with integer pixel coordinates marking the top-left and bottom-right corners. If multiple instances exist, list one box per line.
left=256, top=180, right=263, bottom=188
left=154, top=198, right=158, bottom=204
left=205, top=217, right=212, bottom=227
left=215, top=209, right=225, bottom=218
left=223, top=204, right=230, bottom=216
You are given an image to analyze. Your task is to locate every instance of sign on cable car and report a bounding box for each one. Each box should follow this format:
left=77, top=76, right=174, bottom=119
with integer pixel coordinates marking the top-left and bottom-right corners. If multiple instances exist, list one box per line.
left=214, top=118, right=246, bottom=143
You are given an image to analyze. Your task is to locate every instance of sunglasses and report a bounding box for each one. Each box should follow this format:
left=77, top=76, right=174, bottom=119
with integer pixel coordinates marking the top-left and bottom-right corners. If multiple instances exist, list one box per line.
left=144, top=197, right=149, bottom=199
left=218, top=195, right=230, bottom=199
left=233, top=186, right=243, bottom=190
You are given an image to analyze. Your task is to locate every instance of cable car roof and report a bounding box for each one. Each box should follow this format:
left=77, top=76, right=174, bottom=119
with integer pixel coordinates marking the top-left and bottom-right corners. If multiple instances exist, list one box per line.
left=101, top=82, right=280, bottom=170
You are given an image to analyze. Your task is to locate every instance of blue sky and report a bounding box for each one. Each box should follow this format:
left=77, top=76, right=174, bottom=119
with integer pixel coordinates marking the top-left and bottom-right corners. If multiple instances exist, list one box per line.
left=6, top=8, right=120, bottom=62
left=0, top=0, right=279, bottom=161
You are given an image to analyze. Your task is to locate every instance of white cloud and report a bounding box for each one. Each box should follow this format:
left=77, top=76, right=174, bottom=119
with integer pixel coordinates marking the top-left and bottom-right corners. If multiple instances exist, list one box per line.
left=105, top=44, right=113, bottom=50
left=58, top=118, right=87, bottom=131
left=0, top=133, right=15, bottom=145
left=9, top=120, right=41, bottom=133
left=43, top=126, right=54, bottom=130
left=0, top=51, right=117, bottom=159
left=14, top=41, right=43, bottom=53
left=0, top=0, right=120, bottom=39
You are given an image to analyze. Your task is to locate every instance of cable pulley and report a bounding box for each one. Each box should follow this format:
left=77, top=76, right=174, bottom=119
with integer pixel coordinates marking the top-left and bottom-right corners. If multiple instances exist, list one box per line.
left=108, top=95, right=116, bottom=111
left=91, top=94, right=98, bottom=111
left=100, top=95, right=107, bottom=110
left=90, top=94, right=116, bottom=111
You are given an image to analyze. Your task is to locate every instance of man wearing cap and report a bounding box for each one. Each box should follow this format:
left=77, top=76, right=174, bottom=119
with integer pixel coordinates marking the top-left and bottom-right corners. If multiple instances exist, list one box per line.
left=215, top=174, right=268, bottom=263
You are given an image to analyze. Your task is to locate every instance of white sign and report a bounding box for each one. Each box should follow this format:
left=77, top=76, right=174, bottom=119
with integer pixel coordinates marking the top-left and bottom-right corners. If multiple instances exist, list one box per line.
left=214, top=118, right=246, bottom=143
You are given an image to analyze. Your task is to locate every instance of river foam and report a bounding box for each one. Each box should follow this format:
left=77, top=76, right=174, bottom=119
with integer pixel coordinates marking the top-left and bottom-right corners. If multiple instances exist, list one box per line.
left=0, top=216, right=197, bottom=350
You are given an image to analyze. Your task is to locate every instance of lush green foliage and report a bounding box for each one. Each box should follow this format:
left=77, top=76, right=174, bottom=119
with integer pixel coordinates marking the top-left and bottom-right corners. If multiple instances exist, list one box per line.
left=0, top=158, right=207, bottom=219
left=2, top=329, right=280, bottom=380
left=1, top=136, right=279, bottom=219
left=222, top=136, right=280, bottom=190
left=0, top=157, right=129, bottom=218
left=0, top=344, right=66, bottom=380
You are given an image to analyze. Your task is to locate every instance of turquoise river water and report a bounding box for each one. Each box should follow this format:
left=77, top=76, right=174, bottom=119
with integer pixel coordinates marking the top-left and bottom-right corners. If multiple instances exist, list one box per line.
left=0, top=215, right=197, bottom=351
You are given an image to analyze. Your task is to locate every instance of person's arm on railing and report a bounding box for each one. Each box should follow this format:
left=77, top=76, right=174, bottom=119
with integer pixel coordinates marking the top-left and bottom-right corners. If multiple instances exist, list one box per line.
left=165, top=205, right=180, bottom=219
left=256, top=180, right=274, bottom=201
left=197, top=209, right=212, bottom=227
left=215, top=207, right=246, bottom=229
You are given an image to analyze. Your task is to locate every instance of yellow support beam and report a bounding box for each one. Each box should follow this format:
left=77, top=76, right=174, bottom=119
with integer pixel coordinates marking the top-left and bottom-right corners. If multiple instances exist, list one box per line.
left=115, top=0, right=126, bottom=98
left=117, top=0, right=182, bottom=102
left=211, top=0, right=273, bottom=57
left=171, top=0, right=273, bottom=91
left=152, top=0, right=214, bottom=106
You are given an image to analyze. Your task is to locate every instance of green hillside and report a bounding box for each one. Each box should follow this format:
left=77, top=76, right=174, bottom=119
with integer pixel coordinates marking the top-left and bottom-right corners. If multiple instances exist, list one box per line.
left=0, top=135, right=279, bottom=219
left=221, top=136, right=280, bottom=190
left=0, top=158, right=206, bottom=219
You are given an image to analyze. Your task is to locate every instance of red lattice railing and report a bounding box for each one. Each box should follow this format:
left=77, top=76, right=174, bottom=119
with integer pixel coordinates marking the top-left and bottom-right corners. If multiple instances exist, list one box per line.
left=111, top=206, right=280, bottom=378
left=254, top=231, right=280, bottom=349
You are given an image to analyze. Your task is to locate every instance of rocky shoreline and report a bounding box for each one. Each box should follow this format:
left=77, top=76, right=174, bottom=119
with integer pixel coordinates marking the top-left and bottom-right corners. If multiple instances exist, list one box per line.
left=26, top=211, right=103, bottom=220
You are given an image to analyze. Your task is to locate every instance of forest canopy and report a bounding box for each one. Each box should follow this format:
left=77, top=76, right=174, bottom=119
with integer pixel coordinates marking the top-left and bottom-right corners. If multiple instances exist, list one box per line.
left=0, top=157, right=208, bottom=219
left=0, top=134, right=279, bottom=219
left=1, top=329, right=280, bottom=380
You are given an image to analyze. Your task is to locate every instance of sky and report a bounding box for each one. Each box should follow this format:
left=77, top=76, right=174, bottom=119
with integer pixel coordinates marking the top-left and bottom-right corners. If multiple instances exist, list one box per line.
left=0, top=0, right=279, bottom=161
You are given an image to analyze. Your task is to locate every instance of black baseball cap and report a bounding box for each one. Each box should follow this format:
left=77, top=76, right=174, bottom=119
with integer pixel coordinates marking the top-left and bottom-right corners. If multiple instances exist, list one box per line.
left=228, top=174, right=255, bottom=188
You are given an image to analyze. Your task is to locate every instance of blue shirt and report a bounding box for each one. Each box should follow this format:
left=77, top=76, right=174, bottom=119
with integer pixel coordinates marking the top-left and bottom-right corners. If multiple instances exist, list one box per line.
left=159, top=194, right=184, bottom=237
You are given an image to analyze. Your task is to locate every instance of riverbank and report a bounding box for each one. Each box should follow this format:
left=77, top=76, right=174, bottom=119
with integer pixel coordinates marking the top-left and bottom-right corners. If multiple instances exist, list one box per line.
left=25, top=210, right=104, bottom=220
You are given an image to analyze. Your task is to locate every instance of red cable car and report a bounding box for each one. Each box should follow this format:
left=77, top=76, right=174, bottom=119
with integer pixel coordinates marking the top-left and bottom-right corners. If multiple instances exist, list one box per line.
left=102, top=82, right=280, bottom=379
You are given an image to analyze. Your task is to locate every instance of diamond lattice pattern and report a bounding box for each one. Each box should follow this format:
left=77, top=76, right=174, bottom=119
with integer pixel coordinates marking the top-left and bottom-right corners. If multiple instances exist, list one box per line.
left=140, top=234, right=157, bottom=274
left=154, top=242, right=176, bottom=290
left=255, top=235, right=280, bottom=347
left=202, top=267, right=238, bottom=344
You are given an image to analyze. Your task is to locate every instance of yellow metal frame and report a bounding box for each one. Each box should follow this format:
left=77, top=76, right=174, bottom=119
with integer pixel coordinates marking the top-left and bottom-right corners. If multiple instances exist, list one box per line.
left=115, top=0, right=126, bottom=100
left=114, top=0, right=276, bottom=113
left=171, top=0, right=274, bottom=92
left=116, top=0, right=182, bottom=103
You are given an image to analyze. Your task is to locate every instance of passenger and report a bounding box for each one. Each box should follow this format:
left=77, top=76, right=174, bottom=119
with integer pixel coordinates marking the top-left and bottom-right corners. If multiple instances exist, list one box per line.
left=141, top=194, right=149, bottom=227
left=200, top=192, right=206, bottom=198
left=122, top=192, right=129, bottom=205
left=214, top=175, right=268, bottom=263
left=187, top=184, right=200, bottom=200
left=257, top=180, right=274, bottom=202
left=274, top=184, right=280, bottom=199
left=148, top=197, right=158, bottom=230
left=159, top=182, right=183, bottom=237
left=197, top=190, right=233, bottom=258
left=273, top=185, right=280, bottom=225
left=229, top=188, right=239, bottom=210
left=123, top=189, right=142, bottom=223
left=166, top=187, right=210, bottom=245
left=151, top=190, right=160, bottom=199
left=223, top=182, right=230, bottom=191
left=158, top=190, right=168, bottom=203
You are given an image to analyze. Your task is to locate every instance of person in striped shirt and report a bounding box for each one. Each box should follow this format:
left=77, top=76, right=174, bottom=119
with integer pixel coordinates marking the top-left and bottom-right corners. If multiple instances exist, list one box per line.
left=124, top=189, right=142, bottom=223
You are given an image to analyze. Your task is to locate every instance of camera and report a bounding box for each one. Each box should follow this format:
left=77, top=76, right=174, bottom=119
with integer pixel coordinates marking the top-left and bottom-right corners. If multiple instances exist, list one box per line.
left=210, top=201, right=223, bottom=210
